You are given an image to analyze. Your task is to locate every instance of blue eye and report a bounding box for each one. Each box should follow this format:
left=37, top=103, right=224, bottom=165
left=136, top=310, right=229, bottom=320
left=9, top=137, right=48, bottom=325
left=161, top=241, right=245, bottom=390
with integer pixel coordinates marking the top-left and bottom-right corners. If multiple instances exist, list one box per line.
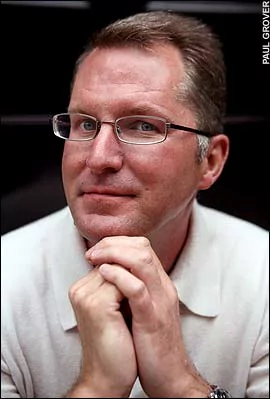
left=125, top=119, right=160, bottom=133
left=81, top=119, right=96, bottom=131
left=139, top=121, right=155, bottom=131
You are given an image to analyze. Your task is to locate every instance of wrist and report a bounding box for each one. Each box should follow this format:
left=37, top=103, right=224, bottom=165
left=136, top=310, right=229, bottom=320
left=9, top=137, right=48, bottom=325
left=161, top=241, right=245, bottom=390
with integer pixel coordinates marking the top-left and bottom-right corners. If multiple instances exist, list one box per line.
left=65, top=380, right=130, bottom=398
left=168, top=361, right=212, bottom=398
left=174, top=376, right=212, bottom=398
left=170, top=372, right=232, bottom=398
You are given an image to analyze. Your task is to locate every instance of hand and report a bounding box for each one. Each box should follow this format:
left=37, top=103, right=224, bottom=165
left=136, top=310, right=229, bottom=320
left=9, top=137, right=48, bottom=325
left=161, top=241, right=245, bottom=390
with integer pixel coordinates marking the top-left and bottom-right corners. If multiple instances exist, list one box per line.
left=68, top=266, right=137, bottom=398
left=86, top=236, right=208, bottom=398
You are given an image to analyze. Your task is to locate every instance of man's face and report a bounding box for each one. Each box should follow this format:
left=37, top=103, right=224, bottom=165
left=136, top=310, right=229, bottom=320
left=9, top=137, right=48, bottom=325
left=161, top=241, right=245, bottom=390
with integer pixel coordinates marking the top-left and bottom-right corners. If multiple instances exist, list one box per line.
left=62, top=44, right=205, bottom=245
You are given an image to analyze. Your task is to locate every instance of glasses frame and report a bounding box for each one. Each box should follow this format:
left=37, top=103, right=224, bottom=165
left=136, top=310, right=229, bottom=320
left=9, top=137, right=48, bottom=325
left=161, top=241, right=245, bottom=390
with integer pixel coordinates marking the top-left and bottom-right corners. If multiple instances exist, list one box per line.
left=52, top=112, right=215, bottom=145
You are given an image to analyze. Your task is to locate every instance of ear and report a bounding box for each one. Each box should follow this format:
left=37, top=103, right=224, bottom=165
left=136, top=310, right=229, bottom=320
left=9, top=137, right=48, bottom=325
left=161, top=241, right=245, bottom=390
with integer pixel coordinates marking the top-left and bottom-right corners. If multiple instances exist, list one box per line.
left=198, top=134, right=230, bottom=191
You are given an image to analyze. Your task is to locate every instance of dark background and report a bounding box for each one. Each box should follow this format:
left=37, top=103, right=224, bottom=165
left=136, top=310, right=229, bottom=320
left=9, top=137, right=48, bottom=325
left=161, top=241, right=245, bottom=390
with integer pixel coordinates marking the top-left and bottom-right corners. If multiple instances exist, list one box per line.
left=1, top=0, right=269, bottom=234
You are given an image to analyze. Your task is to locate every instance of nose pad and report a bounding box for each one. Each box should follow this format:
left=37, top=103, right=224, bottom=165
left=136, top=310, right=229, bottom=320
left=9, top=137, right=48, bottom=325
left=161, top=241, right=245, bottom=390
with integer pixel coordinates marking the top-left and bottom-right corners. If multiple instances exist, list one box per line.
left=96, top=121, right=102, bottom=135
left=116, top=124, right=122, bottom=135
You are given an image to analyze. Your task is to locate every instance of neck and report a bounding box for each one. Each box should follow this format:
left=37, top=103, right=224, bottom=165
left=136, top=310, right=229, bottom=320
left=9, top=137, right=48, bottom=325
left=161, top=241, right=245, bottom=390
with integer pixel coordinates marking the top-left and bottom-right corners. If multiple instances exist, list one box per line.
left=148, top=200, right=193, bottom=274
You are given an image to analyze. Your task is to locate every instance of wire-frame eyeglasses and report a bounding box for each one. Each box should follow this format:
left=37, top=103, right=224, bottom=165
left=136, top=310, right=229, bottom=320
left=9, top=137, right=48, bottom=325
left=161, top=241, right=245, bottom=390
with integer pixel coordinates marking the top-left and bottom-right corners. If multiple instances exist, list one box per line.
left=52, top=113, right=215, bottom=145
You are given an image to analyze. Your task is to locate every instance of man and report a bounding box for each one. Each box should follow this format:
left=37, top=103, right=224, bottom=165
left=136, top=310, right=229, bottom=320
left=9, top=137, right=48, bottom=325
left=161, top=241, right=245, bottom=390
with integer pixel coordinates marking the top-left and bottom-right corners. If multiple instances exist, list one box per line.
left=1, top=10, right=268, bottom=398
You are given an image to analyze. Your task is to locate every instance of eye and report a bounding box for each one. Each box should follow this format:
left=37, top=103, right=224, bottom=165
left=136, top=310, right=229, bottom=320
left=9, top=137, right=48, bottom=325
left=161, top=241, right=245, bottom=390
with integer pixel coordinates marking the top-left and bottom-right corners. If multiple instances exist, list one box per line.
left=80, top=118, right=96, bottom=131
left=137, top=121, right=156, bottom=132
left=124, top=118, right=162, bottom=133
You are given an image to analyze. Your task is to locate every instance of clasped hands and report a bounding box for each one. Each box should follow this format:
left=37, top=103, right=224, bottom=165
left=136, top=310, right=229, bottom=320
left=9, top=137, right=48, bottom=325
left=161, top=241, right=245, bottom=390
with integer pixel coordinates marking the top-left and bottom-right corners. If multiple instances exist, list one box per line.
left=68, top=236, right=206, bottom=398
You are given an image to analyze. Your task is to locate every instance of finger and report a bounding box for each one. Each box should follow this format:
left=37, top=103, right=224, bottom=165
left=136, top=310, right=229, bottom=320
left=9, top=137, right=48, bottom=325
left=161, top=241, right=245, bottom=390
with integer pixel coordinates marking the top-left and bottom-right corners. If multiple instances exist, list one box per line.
left=86, top=236, right=164, bottom=296
left=70, top=266, right=103, bottom=290
left=99, top=263, right=155, bottom=325
left=69, top=266, right=106, bottom=305
left=70, top=269, right=124, bottom=325
left=87, top=277, right=125, bottom=310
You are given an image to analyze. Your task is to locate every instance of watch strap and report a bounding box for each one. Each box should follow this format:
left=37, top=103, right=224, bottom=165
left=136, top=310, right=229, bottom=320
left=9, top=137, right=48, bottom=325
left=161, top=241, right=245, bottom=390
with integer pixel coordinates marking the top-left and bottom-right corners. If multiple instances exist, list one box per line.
left=208, top=385, right=232, bottom=398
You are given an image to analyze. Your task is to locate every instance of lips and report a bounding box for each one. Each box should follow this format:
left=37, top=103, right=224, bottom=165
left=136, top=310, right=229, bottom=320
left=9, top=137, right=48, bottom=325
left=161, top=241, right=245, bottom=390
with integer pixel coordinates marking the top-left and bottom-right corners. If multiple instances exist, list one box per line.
left=81, top=186, right=136, bottom=197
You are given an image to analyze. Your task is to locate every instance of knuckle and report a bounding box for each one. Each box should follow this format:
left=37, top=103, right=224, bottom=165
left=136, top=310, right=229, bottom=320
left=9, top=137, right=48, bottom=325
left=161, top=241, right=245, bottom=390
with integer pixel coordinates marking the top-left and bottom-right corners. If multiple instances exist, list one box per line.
left=135, top=236, right=150, bottom=247
left=68, top=285, right=82, bottom=304
left=133, top=280, right=146, bottom=298
left=140, top=251, right=153, bottom=265
left=169, top=284, right=179, bottom=303
left=86, top=295, right=100, bottom=311
left=135, top=237, right=153, bottom=264
left=99, top=236, right=111, bottom=247
left=69, top=287, right=100, bottom=315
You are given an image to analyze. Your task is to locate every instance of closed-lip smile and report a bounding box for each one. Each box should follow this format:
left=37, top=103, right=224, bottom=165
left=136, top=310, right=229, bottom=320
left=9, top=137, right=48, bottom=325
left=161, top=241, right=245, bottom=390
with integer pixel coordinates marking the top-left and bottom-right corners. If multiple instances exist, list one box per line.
left=81, top=187, right=136, bottom=197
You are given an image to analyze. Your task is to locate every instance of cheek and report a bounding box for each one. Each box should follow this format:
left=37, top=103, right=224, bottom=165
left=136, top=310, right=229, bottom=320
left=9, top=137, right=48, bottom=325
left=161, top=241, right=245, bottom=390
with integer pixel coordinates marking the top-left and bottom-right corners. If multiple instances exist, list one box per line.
left=62, top=144, right=86, bottom=190
left=134, top=142, right=199, bottom=188
left=131, top=143, right=200, bottom=212
left=62, top=144, right=85, bottom=173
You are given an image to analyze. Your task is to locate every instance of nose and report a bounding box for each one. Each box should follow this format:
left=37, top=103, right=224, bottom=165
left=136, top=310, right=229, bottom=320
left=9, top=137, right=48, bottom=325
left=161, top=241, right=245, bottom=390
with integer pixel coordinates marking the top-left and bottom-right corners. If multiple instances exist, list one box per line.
left=85, top=123, right=124, bottom=175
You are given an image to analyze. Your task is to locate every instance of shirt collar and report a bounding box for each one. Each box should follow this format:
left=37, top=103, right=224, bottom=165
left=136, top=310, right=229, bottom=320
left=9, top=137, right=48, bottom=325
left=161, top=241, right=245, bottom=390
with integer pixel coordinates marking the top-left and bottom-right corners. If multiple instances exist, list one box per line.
left=49, top=202, right=221, bottom=332
left=170, top=201, right=221, bottom=317
left=47, top=208, right=93, bottom=331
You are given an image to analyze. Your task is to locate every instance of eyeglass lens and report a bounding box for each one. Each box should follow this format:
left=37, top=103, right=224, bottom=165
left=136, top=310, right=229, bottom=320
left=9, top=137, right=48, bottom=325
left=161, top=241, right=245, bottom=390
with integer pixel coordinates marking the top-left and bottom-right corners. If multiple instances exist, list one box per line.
left=55, top=114, right=166, bottom=144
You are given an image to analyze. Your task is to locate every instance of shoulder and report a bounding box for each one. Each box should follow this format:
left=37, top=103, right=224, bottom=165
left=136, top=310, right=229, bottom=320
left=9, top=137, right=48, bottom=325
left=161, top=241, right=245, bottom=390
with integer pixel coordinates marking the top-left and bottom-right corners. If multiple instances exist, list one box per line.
left=195, top=204, right=268, bottom=317
left=199, top=203, right=269, bottom=249
left=1, top=207, right=72, bottom=286
left=196, top=203, right=269, bottom=288
left=1, top=206, right=71, bottom=251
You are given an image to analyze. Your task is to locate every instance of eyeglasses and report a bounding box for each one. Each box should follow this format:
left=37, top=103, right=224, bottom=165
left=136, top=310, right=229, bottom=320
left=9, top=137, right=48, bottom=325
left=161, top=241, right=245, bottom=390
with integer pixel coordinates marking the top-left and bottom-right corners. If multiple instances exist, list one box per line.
left=52, top=113, right=214, bottom=145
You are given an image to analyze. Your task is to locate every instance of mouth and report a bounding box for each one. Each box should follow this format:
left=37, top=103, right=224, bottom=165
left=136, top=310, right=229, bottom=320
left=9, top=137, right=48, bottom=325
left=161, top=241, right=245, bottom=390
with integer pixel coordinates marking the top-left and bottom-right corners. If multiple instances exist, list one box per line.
left=84, top=193, right=132, bottom=200
left=81, top=188, right=136, bottom=200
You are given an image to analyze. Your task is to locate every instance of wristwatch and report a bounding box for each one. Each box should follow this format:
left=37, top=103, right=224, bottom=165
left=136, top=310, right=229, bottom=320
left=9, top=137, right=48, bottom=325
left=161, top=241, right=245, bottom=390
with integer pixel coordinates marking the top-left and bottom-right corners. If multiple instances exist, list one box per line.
left=208, top=385, right=232, bottom=398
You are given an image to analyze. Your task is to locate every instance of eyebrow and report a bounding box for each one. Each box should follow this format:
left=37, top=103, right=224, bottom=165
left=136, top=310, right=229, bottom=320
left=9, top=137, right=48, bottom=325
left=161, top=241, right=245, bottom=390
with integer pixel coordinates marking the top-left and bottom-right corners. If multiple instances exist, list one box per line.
left=67, top=106, right=84, bottom=113
left=67, top=104, right=170, bottom=120
left=126, top=105, right=167, bottom=117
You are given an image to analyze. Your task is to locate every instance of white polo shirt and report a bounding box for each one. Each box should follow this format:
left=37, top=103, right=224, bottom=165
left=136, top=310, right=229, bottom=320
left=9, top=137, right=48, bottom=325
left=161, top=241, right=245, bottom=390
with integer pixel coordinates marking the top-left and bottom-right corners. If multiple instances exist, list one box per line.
left=1, top=202, right=269, bottom=398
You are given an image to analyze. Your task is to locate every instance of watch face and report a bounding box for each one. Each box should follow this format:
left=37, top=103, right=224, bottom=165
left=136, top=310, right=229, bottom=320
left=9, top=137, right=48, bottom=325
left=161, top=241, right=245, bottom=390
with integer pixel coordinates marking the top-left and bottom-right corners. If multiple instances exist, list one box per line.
left=209, top=386, right=232, bottom=398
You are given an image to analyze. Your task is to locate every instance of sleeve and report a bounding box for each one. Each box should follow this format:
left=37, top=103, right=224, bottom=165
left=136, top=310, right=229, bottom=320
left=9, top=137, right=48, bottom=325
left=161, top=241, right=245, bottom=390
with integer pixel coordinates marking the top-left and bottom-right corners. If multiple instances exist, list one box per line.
left=1, top=358, right=21, bottom=398
left=246, top=273, right=269, bottom=398
left=1, top=303, right=34, bottom=398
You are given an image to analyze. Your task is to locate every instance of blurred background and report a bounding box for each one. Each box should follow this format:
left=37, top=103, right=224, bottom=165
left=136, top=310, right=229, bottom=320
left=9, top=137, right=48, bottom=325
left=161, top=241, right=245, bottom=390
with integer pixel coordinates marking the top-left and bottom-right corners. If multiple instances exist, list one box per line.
left=1, top=0, right=269, bottom=234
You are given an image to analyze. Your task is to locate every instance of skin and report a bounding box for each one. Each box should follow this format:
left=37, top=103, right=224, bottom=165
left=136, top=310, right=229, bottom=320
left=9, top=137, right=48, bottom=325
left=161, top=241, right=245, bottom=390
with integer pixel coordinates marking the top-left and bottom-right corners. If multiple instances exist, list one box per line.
left=64, top=43, right=229, bottom=397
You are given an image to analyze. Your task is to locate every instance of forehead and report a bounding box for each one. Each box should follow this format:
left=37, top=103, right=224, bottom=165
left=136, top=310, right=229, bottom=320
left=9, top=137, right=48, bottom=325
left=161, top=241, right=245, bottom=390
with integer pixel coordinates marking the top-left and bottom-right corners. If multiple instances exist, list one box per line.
left=70, top=45, right=185, bottom=114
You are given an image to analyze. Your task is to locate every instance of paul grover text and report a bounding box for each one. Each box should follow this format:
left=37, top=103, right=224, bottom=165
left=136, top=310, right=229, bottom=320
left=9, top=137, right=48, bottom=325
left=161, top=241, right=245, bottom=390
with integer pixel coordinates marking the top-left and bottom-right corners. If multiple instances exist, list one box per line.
left=262, top=1, right=270, bottom=64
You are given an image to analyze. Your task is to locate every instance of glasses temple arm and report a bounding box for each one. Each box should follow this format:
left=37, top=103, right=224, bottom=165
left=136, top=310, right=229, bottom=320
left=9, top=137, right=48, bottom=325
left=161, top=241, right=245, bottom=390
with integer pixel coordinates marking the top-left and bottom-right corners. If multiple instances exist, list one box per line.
left=169, top=123, right=215, bottom=138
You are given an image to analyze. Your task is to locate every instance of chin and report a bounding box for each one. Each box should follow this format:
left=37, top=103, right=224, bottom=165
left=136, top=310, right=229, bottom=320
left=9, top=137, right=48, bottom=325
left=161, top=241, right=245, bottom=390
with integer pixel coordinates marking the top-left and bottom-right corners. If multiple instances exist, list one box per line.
left=75, top=213, right=145, bottom=243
